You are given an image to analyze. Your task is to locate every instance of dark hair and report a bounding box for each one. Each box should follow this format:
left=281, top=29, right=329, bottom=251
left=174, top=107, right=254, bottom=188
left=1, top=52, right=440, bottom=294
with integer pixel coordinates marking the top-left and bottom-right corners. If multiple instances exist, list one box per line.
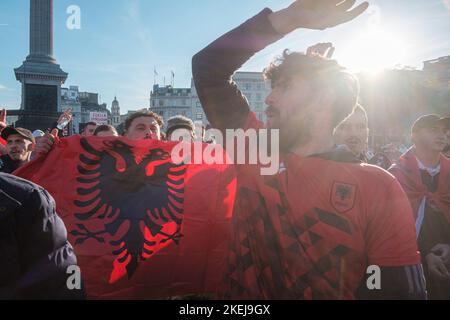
left=124, top=110, right=164, bottom=132
left=264, top=50, right=360, bottom=128
left=81, top=122, right=98, bottom=134
left=94, top=124, right=118, bottom=136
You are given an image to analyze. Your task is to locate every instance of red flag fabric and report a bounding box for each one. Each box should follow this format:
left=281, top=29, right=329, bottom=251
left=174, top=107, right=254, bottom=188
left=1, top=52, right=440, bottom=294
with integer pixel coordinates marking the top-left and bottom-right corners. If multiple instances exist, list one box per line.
left=389, top=147, right=450, bottom=222
left=15, top=136, right=236, bottom=299
left=0, top=137, right=6, bottom=155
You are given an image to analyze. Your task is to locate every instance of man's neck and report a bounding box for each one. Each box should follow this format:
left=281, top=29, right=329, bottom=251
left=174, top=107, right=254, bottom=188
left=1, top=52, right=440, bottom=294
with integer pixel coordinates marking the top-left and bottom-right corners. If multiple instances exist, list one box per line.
left=291, top=136, right=335, bottom=158
left=414, top=146, right=440, bottom=168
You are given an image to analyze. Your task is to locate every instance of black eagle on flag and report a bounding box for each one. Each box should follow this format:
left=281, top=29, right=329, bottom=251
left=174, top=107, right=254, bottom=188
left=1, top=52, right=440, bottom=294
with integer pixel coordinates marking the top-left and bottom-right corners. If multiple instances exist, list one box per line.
left=70, top=138, right=187, bottom=279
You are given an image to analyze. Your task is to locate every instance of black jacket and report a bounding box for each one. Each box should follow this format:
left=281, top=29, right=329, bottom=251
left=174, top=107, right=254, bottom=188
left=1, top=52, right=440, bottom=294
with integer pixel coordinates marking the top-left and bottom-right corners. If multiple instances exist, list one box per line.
left=0, top=173, right=84, bottom=299
left=0, top=155, right=20, bottom=174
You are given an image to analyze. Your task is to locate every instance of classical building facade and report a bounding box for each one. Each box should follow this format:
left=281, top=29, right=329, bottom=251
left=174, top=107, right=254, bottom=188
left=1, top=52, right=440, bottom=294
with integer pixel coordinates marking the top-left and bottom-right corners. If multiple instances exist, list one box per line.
left=149, top=71, right=270, bottom=128
left=60, top=85, right=110, bottom=133
left=111, top=97, right=121, bottom=127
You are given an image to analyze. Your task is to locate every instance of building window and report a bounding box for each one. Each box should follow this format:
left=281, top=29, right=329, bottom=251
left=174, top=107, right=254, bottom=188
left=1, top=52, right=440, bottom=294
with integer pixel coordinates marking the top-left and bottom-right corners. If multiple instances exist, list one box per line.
left=245, top=83, right=251, bottom=90
left=256, top=93, right=262, bottom=101
left=181, top=99, right=186, bottom=106
left=196, top=101, right=202, bottom=108
left=196, top=113, right=203, bottom=120
left=159, top=100, right=164, bottom=107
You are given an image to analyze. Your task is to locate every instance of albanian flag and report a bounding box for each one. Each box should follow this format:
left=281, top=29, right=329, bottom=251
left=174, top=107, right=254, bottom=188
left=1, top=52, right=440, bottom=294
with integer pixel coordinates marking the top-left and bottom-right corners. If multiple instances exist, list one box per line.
left=390, top=147, right=450, bottom=222
left=15, top=136, right=236, bottom=299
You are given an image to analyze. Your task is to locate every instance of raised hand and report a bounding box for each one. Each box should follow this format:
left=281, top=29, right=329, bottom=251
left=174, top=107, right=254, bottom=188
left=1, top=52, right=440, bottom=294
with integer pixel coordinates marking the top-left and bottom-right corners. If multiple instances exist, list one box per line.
left=307, top=42, right=335, bottom=59
left=35, top=129, right=59, bottom=155
left=269, top=0, right=369, bottom=35
left=57, top=108, right=73, bottom=129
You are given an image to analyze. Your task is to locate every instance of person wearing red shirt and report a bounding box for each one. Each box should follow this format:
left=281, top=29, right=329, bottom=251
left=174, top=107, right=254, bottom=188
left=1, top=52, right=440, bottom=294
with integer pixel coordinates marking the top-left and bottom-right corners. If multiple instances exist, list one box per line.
left=390, top=115, right=450, bottom=299
left=192, top=0, right=425, bottom=300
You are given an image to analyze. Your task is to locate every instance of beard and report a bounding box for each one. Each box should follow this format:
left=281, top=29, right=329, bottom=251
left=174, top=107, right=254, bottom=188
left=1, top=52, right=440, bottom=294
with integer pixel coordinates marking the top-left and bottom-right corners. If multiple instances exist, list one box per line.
left=279, top=113, right=312, bottom=154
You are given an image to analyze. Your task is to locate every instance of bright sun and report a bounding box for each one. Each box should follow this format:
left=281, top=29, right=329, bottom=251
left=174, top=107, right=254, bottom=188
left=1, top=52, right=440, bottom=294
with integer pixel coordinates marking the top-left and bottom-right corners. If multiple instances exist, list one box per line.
left=338, top=27, right=408, bottom=74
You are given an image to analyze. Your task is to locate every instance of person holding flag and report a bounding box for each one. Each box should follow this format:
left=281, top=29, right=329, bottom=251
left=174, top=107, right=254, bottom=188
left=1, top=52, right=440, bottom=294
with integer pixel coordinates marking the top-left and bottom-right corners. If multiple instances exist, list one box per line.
left=192, top=0, right=425, bottom=299
left=390, top=115, right=450, bottom=299
left=0, top=127, right=35, bottom=174
left=16, top=108, right=237, bottom=299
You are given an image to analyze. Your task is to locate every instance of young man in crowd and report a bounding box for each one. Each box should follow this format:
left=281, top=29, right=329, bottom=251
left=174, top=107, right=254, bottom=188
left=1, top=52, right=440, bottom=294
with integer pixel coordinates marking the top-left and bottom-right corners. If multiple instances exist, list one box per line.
left=390, top=114, right=450, bottom=300
left=334, top=104, right=370, bottom=161
left=122, top=110, right=164, bottom=140
left=0, top=127, right=35, bottom=174
left=94, top=125, right=119, bottom=137
left=166, top=115, right=196, bottom=142
left=193, top=0, right=425, bottom=299
left=81, top=122, right=98, bottom=137
left=0, top=173, right=83, bottom=299
left=35, top=110, right=164, bottom=155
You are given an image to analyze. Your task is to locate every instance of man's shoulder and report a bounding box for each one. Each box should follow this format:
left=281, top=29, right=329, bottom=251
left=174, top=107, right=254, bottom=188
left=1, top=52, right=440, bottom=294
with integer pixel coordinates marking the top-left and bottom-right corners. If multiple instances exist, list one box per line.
left=310, top=148, right=397, bottom=185
left=355, top=162, right=399, bottom=188
left=0, top=173, right=43, bottom=202
left=313, top=155, right=399, bottom=191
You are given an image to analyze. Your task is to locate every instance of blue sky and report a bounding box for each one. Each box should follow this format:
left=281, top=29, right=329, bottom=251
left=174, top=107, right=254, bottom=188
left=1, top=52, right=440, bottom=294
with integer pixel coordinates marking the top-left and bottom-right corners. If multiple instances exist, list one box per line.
left=1, top=0, right=450, bottom=113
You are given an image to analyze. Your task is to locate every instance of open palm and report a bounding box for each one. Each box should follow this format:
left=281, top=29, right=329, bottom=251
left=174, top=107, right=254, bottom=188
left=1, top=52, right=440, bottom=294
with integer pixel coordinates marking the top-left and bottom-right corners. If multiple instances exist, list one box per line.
left=271, top=0, right=369, bottom=34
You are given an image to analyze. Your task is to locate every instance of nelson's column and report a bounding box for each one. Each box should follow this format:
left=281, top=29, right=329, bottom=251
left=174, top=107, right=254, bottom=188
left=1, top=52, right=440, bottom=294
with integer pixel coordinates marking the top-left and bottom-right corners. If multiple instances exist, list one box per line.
left=14, top=0, right=68, bottom=131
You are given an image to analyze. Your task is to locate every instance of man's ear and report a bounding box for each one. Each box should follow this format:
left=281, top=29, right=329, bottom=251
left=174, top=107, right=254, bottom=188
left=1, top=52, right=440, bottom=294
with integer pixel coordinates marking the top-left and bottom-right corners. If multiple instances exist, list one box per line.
left=28, top=142, right=35, bottom=152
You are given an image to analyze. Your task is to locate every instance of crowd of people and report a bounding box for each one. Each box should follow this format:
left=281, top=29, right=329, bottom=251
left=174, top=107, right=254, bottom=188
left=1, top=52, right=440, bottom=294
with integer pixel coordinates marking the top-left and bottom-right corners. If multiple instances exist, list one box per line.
left=1, top=0, right=450, bottom=300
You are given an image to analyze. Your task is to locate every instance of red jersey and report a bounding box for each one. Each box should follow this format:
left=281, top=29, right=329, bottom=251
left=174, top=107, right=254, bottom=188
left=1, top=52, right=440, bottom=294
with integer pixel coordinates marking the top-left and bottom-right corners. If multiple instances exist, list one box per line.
left=222, top=113, right=421, bottom=300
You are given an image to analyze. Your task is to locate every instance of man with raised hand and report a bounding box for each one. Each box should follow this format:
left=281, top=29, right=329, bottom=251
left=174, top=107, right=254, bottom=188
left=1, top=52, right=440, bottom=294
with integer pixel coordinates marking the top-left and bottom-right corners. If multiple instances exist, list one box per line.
left=193, top=0, right=425, bottom=300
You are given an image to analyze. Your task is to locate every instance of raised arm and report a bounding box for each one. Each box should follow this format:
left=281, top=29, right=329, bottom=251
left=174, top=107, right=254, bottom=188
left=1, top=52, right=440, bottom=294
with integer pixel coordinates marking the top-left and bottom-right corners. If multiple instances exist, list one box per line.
left=192, top=8, right=282, bottom=132
left=192, top=0, right=369, bottom=132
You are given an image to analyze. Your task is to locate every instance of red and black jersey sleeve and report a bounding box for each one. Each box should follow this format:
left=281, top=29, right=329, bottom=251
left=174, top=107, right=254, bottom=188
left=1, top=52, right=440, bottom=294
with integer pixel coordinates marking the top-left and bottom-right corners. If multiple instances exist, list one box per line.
left=364, top=177, right=421, bottom=267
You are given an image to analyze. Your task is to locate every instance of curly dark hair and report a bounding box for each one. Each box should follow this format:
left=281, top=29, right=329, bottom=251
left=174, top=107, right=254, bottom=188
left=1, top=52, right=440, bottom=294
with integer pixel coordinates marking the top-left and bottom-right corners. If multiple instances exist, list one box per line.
left=124, top=110, right=164, bottom=132
left=264, top=49, right=360, bottom=128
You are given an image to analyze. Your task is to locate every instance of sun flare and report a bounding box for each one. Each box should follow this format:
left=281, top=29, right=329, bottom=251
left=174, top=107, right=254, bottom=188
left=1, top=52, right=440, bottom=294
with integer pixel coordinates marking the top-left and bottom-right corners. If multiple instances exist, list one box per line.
left=338, top=27, right=409, bottom=74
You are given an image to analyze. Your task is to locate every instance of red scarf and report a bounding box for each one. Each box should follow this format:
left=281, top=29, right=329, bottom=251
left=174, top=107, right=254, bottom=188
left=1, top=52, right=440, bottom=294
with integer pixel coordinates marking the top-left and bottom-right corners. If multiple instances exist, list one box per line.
left=390, top=148, right=450, bottom=222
